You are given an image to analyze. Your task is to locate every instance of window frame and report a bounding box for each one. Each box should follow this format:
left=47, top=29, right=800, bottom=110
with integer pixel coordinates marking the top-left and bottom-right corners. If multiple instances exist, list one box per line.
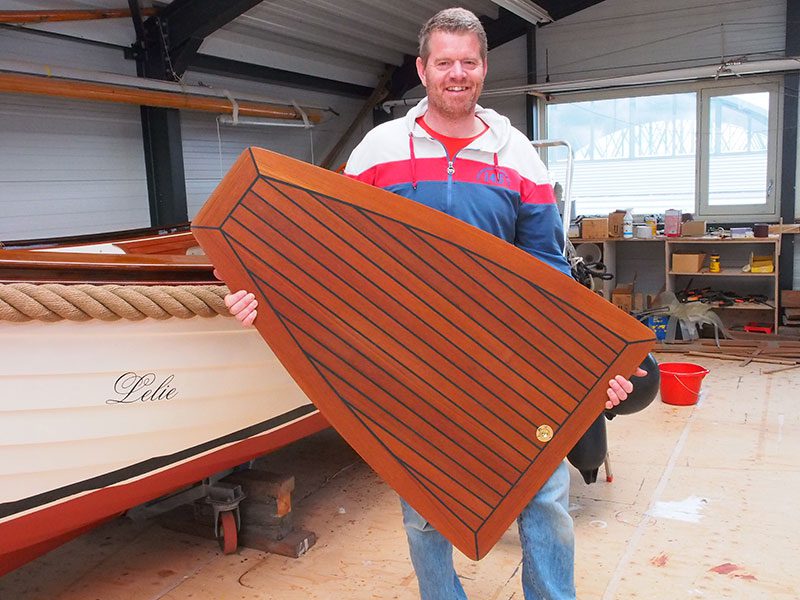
left=537, top=76, right=783, bottom=223
left=697, top=81, right=781, bottom=217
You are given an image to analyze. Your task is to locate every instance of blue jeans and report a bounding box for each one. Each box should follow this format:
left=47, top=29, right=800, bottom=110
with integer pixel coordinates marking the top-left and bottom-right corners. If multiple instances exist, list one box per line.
left=401, top=461, right=575, bottom=600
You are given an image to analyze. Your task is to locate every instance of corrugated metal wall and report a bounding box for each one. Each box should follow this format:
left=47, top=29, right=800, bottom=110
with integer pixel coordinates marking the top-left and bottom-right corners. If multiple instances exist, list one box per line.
left=178, top=70, right=368, bottom=219
left=0, top=28, right=150, bottom=241
left=536, top=0, right=786, bottom=83
left=0, top=27, right=367, bottom=240
left=0, top=93, right=150, bottom=240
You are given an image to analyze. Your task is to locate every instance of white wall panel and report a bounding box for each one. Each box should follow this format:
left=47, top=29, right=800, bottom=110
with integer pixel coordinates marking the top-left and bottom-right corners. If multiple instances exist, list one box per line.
left=482, top=36, right=528, bottom=134
left=537, top=0, right=786, bottom=83
left=0, top=93, right=149, bottom=241
left=0, top=28, right=148, bottom=241
left=180, top=70, right=367, bottom=218
left=0, top=25, right=135, bottom=75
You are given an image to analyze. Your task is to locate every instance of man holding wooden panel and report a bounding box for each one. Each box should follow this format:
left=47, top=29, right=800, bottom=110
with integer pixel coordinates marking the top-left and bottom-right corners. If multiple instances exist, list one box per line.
left=225, top=7, right=644, bottom=599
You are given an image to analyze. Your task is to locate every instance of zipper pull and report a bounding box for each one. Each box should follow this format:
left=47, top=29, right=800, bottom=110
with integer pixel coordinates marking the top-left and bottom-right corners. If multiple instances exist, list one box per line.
left=447, top=161, right=455, bottom=176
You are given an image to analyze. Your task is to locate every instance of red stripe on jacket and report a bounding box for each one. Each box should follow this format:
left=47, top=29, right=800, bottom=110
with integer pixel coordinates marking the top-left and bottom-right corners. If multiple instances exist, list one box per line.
left=347, top=157, right=555, bottom=205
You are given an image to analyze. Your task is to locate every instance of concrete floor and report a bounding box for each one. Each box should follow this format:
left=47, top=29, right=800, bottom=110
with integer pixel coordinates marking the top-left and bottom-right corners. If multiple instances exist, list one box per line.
left=1, top=353, right=799, bottom=599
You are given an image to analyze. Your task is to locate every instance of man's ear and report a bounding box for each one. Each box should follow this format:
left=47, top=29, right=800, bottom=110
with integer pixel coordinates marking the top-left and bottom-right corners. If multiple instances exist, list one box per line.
left=415, top=56, right=427, bottom=87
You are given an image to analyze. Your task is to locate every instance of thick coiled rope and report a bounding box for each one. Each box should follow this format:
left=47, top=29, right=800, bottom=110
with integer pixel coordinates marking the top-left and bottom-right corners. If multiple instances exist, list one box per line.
left=0, top=283, right=232, bottom=322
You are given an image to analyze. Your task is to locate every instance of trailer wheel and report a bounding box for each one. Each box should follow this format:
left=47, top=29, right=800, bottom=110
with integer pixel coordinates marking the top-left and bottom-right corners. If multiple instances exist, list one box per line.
left=217, top=510, right=238, bottom=554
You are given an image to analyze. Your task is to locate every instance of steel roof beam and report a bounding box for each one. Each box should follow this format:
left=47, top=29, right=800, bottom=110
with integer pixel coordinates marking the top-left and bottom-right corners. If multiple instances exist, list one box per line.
left=190, top=54, right=374, bottom=98
left=156, top=0, right=264, bottom=76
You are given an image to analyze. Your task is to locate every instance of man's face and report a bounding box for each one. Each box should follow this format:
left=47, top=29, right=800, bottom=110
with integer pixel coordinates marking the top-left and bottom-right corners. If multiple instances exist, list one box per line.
left=416, top=30, right=487, bottom=120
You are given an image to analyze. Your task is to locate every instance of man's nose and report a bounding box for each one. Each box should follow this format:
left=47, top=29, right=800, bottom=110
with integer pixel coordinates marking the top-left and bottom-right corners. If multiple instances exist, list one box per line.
left=450, top=61, right=466, bottom=77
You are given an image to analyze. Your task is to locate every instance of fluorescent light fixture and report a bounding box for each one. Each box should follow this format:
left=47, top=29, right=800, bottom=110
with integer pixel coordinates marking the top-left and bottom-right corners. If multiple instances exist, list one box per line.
left=491, top=0, right=552, bottom=24
left=217, top=115, right=313, bottom=128
left=522, top=57, right=800, bottom=94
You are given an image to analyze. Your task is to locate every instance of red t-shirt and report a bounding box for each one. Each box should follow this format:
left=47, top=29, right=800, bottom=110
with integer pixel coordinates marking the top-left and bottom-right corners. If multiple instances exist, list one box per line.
left=416, top=116, right=488, bottom=159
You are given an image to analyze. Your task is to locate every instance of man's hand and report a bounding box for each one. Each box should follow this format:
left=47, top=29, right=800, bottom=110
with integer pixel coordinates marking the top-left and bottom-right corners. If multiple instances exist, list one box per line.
left=605, top=368, right=647, bottom=410
left=224, top=289, right=258, bottom=327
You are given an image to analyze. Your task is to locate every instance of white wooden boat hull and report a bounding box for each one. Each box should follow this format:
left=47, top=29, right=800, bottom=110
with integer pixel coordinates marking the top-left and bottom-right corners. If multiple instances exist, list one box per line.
left=0, top=315, right=326, bottom=574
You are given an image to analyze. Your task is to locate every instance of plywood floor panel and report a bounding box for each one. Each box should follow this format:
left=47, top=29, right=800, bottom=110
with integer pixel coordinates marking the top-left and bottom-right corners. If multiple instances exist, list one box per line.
left=2, top=353, right=799, bottom=599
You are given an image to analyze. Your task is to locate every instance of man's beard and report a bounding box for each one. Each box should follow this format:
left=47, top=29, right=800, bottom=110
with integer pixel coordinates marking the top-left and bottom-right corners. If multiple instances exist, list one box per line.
left=427, top=84, right=483, bottom=120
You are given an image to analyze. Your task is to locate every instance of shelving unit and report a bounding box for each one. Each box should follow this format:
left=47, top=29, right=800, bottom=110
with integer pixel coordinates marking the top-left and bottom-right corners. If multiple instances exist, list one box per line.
left=664, top=236, right=781, bottom=332
left=569, top=235, right=782, bottom=333
left=570, top=238, right=665, bottom=301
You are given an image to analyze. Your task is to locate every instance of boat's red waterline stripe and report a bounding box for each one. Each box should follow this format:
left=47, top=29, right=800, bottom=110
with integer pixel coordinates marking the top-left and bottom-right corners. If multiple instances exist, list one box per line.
left=0, top=404, right=318, bottom=519
left=0, top=409, right=328, bottom=575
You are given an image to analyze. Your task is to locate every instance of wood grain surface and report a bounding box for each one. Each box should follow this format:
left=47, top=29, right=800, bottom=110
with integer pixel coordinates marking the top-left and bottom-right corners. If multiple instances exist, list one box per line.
left=192, top=147, right=655, bottom=560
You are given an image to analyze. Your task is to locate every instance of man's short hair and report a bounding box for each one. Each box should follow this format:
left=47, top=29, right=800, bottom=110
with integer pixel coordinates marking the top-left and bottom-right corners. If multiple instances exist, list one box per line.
left=418, top=7, right=488, bottom=63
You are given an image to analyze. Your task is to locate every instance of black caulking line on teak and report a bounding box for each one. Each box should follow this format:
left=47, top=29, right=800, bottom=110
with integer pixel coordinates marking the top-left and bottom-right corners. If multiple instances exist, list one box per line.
left=231, top=190, right=554, bottom=440
left=258, top=172, right=635, bottom=352
left=237, top=252, right=533, bottom=473
left=352, top=206, right=585, bottom=410
left=223, top=212, right=541, bottom=454
left=264, top=176, right=629, bottom=412
left=403, top=223, right=596, bottom=390
left=253, top=180, right=567, bottom=429
left=214, top=186, right=636, bottom=536
left=280, top=180, right=580, bottom=410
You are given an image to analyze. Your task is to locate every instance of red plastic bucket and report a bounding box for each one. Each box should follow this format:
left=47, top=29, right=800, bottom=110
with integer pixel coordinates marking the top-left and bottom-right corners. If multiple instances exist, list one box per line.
left=658, top=362, right=709, bottom=406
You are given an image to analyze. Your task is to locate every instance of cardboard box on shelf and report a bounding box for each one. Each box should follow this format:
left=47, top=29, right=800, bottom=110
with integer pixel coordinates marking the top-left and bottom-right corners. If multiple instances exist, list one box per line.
left=580, top=217, right=609, bottom=239
left=681, top=220, right=706, bottom=237
left=671, top=252, right=706, bottom=273
left=611, top=283, right=634, bottom=313
left=782, top=290, right=800, bottom=307
left=608, top=210, right=626, bottom=237
left=634, top=292, right=646, bottom=312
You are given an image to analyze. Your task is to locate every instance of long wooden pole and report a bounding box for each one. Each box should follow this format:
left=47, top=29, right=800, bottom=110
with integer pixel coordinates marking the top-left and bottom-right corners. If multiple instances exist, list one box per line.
left=0, top=72, right=322, bottom=122
left=0, top=9, right=159, bottom=23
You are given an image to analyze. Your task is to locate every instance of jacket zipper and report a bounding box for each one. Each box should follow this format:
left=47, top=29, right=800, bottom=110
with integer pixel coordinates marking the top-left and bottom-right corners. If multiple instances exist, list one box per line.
left=446, top=156, right=455, bottom=213
left=426, top=135, right=455, bottom=213
left=420, top=133, right=464, bottom=214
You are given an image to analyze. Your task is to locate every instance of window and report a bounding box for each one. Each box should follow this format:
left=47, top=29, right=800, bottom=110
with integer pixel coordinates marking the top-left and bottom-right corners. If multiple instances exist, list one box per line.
left=541, top=79, right=781, bottom=222
left=701, top=87, right=778, bottom=216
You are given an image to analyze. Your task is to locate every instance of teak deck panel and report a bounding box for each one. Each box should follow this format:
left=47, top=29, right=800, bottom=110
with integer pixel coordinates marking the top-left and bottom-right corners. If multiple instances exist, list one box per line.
left=192, top=147, right=655, bottom=559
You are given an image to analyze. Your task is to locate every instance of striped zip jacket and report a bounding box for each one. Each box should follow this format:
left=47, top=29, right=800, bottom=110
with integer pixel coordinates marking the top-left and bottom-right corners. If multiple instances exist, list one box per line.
left=344, top=98, right=571, bottom=276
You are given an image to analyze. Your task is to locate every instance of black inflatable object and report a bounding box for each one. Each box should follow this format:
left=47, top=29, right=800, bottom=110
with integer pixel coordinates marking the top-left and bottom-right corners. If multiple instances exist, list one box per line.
left=567, top=354, right=660, bottom=484
left=605, top=353, right=660, bottom=417
left=567, top=414, right=607, bottom=484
